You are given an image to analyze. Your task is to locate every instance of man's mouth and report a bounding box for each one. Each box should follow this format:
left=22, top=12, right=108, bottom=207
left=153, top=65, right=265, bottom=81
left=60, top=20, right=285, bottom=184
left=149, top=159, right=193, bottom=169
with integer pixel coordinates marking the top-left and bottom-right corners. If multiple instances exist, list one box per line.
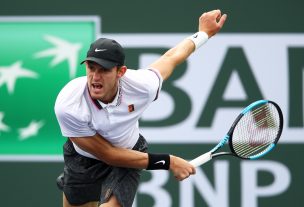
left=92, top=83, right=103, bottom=89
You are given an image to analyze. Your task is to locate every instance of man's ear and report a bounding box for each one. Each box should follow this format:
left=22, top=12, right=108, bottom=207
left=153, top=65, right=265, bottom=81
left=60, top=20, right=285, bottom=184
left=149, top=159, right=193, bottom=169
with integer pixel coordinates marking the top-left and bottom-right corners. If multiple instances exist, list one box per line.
left=117, top=66, right=127, bottom=78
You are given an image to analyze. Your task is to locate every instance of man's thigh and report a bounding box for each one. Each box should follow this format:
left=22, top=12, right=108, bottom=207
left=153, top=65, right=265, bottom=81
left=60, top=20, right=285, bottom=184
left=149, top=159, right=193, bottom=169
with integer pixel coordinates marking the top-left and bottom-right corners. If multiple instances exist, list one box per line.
left=63, top=193, right=98, bottom=207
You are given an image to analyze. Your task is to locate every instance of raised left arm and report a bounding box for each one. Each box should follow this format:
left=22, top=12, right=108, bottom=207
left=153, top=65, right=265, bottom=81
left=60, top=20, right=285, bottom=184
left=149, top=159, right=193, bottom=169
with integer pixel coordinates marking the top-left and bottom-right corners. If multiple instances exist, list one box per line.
left=150, top=9, right=227, bottom=80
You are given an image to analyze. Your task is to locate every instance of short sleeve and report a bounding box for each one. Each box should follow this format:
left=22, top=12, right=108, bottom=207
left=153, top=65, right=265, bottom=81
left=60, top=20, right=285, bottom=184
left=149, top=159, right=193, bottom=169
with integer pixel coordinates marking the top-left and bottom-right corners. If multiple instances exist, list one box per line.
left=123, top=68, right=163, bottom=103
left=54, top=103, right=95, bottom=138
left=147, top=68, right=163, bottom=101
left=54, top=77, right=96, bottom=138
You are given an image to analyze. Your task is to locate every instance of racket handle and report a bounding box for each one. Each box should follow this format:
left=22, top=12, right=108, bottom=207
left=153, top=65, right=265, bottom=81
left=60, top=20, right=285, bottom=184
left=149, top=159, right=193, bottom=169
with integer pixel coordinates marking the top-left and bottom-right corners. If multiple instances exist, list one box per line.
left=189, top=152, right=212, bottom=167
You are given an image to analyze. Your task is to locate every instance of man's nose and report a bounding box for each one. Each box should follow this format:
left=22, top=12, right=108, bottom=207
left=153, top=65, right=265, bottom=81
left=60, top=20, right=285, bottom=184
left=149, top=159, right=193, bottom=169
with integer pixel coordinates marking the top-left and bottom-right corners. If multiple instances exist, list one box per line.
left=93, top=70, right=103, bottom=80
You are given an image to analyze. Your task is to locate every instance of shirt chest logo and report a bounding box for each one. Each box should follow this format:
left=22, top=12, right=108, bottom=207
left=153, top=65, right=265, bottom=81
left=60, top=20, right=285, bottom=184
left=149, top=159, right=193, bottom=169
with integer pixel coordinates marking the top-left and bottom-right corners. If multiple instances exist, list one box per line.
left=128, top=104, right=135, bottom=113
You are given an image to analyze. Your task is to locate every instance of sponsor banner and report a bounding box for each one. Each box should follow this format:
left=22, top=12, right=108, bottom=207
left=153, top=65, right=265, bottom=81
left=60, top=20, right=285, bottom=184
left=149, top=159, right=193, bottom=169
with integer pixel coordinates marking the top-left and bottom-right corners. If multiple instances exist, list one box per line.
left=108, top=34, right=304, bottom=143
left=0, top=143, right=300, bottom=207
left=132, top=143, right=300, bottom=207
left=0, top=16, right=302, bottom=207
left=0, top=16, right=303, bottom=157
left=0, top=17, right=98, bottom=155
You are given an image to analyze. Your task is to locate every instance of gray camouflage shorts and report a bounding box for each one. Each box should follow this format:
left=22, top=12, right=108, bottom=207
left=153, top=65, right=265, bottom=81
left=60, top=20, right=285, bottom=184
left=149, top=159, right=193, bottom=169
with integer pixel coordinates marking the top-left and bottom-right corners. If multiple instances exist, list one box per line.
left=57, top=135, right=148, bottom=207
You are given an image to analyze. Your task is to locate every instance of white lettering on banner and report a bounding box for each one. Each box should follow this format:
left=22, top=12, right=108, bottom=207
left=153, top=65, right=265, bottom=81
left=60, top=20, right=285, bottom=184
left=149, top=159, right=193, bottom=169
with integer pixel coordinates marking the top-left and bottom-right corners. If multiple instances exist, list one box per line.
left=133, top=171, right=171, bottom=207
left=133, top=161, right=290, bottom=207
left=180, top=161, right=229, bottom=207
left=241, top=161, right=291, bottom=207
left=105, top=33, right=304, bottom=143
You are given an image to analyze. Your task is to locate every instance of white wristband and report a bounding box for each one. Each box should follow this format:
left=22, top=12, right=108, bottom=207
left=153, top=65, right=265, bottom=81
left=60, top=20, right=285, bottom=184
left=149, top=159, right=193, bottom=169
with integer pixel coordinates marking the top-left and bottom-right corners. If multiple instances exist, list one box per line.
left=186, top=32, right=209, bottom=50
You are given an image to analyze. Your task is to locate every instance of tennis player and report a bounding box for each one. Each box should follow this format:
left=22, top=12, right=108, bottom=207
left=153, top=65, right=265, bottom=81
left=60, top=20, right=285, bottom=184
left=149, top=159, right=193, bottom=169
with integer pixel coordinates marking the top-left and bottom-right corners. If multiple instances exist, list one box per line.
left=55, top=9, right=227, bottom=207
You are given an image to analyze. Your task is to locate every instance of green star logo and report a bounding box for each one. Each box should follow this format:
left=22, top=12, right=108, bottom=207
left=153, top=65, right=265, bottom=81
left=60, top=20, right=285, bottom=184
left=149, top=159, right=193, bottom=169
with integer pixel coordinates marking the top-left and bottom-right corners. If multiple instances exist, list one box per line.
left=0, top=17, right=99, bottom=159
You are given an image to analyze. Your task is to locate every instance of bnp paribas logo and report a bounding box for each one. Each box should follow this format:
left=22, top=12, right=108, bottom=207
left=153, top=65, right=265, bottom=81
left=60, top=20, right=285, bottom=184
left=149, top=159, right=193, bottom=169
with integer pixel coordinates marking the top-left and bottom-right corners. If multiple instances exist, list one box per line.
left=0, top=16, right=100, bottom=158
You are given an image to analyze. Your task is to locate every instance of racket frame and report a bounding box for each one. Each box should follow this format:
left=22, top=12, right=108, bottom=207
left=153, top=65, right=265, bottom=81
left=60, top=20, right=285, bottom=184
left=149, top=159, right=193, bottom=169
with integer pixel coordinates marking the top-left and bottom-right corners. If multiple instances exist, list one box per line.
left=190, top=100, right=284, bottom=167
left=228, top=100, right=283, bottom=160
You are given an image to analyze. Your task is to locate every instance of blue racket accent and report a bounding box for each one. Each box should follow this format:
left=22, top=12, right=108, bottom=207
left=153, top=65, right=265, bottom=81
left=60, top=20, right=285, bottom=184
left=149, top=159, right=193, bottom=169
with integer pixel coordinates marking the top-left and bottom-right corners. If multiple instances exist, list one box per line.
left=211, top=135, right=230, bottom=153
left=242, top=100, right=268, bottom=114
left=249, top=143, right=276, bottom=160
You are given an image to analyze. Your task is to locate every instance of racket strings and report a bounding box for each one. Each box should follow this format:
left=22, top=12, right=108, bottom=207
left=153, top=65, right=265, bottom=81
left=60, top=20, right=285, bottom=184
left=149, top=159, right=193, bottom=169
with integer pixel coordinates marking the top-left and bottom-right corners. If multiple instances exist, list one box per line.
left=232, top=103, right=280, bottom=158
left=233, top=140, right=271, bottom=157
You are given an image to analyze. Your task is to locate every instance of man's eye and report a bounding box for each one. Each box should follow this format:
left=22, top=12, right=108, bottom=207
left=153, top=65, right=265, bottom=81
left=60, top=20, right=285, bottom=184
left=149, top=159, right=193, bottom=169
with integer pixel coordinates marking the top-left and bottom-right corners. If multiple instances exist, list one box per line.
left=88, top=66, right=96, bottom=71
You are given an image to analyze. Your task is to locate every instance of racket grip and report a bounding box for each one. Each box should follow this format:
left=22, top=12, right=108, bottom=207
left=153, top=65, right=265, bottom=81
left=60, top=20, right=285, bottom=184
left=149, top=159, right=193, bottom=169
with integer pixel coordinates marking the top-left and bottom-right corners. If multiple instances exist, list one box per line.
left=189, top=152, right=212, bottom=167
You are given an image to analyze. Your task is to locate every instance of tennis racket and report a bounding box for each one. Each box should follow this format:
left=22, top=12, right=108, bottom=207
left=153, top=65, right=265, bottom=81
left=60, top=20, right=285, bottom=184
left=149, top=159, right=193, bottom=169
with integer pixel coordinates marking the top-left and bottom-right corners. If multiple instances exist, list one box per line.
left=190, top=100, right=283, bottom=167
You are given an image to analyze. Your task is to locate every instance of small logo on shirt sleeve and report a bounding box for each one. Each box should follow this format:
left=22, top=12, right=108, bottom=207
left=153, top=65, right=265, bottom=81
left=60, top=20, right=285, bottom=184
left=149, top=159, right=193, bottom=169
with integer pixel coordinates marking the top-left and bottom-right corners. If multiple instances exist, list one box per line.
left=128, top=104, right=135, bottom=112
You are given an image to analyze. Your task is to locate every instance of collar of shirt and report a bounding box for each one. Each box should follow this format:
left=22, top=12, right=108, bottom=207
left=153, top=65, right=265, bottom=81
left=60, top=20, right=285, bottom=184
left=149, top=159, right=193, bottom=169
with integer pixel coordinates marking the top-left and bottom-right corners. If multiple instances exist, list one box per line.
left=97, top=80, right=122, bottom=108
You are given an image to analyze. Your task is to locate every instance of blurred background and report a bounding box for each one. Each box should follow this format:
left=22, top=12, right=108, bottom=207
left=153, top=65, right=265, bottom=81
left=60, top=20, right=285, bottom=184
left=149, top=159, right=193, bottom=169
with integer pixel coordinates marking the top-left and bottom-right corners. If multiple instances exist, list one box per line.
left=0, top=0, right=303, bottom=206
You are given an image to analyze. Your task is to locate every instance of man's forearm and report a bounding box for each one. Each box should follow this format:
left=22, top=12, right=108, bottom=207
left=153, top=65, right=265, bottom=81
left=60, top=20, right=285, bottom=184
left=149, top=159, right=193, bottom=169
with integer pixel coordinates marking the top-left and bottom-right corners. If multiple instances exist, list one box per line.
left=150, top=38, right=195, bottom=80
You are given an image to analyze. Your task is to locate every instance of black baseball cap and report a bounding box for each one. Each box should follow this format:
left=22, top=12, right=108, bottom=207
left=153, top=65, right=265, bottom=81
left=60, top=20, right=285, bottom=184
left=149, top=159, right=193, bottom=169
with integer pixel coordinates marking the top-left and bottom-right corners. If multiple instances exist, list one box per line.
left=81, top=38, right=125, bottom=69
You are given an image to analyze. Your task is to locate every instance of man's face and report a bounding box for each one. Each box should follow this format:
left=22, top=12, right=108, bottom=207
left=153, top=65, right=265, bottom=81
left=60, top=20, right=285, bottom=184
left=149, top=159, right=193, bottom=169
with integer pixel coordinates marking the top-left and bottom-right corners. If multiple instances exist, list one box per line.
left=85, top=61, right=125, bottom=103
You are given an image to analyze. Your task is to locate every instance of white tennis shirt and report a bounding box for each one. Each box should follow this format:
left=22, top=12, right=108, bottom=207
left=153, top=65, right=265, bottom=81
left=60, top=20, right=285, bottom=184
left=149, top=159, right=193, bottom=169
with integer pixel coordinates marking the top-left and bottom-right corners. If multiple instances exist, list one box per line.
left=55, top=68, right=163, bottom=159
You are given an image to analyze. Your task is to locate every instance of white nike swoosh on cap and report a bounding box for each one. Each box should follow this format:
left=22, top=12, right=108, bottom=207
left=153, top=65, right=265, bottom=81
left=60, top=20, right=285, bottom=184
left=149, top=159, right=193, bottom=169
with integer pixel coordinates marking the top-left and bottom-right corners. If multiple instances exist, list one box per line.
left=95, top=48, right=107, bottom=52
